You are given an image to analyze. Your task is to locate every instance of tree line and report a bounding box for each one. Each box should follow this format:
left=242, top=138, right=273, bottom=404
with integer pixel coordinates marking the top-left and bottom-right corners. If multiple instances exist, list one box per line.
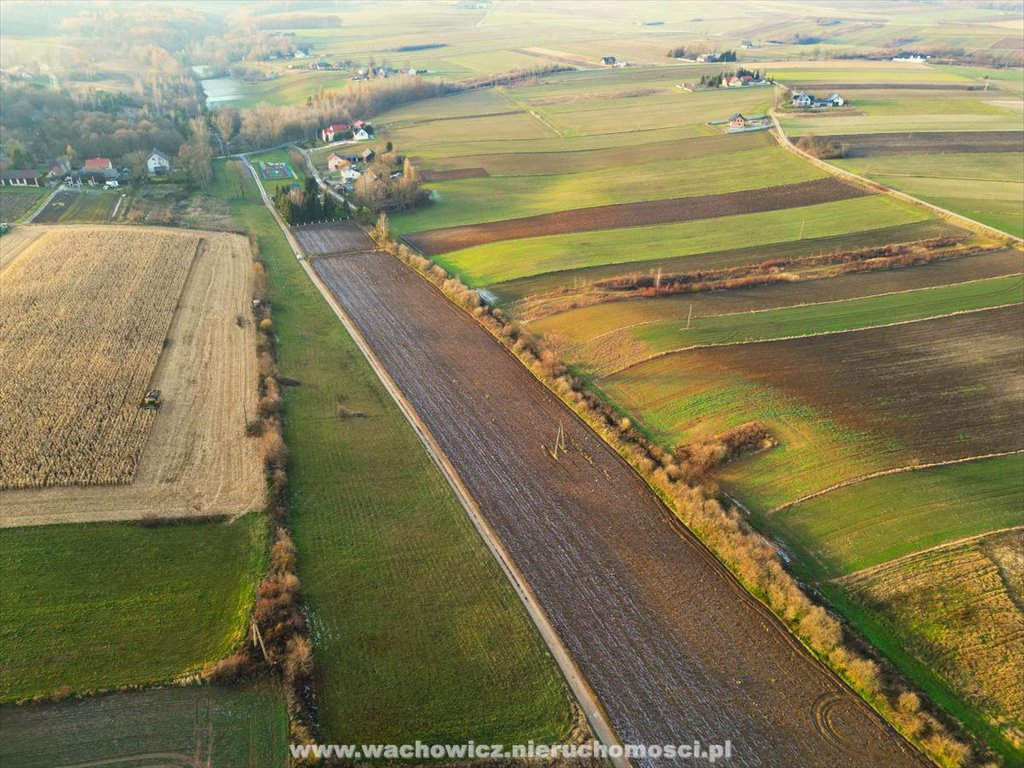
left=273, top=177, right=344, bottom=225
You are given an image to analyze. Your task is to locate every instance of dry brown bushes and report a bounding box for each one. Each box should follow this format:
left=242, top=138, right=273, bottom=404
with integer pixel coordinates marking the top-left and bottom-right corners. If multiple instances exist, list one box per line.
left=0, top=227, right=200, bottom=489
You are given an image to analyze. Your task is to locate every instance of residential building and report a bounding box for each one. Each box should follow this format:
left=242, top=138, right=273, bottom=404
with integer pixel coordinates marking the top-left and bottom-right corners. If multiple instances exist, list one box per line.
left=321, top=123, right=351, bottom=142
left=146, top=148, right=171, bottom=175
left=327, top=153, right=349, bottom=172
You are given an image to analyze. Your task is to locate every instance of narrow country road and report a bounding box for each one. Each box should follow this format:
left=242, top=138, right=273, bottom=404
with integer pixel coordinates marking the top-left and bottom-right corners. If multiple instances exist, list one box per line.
left=309, top=250, right=927, bottom=768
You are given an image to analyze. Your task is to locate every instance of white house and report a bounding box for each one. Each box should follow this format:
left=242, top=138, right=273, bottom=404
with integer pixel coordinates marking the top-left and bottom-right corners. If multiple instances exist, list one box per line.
left=353, top=128, right=370, bottom=141
left=791, top=91, right=813, bottom=107
left=146, top=148, right=171, bottom=175
left=827, top=93, right=845, bottom=106
left=340, top=167, right=362, bottom=182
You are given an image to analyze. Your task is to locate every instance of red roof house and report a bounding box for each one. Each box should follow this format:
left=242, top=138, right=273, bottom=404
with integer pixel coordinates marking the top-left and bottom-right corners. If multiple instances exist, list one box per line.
left=321, top=123, right=351, bottom=142
left=84, top=157, right=113, bottom=171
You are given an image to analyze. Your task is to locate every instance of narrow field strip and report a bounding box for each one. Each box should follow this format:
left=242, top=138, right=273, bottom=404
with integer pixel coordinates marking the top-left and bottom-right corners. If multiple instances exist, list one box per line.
left=498, top=220, right=971, bottom=302
left=395, top=145, right=827, bottom=236
left=835, top=524, right=1024, bottom=586
left=588, top=277, right=1024, bottom=376
left=406, top=178, right=864, bottom=255
left=417, top=131, right=771, bottom=176
left=803, top=130, right=1024, bottom=156
left=770, top=449, right=1024, bottom=515
left=439, top=196, right=931, bottom=286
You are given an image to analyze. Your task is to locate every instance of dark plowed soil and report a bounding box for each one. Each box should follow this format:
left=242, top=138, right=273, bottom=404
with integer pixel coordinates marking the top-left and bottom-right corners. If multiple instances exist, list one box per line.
left=292, top=222, right=373, bottom=257
left=405, top=178, right=867, bottom=255
left=312, top=251, right=926, bottom=768
left=420, top=167, right=490, bottom=182
left=797, top=131, right=1024, bottom=157
left=699, top=306, right=1024, bottom=461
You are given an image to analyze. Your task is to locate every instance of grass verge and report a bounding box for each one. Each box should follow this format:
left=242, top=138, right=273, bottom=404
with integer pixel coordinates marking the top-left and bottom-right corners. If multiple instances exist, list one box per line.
left=209, top=160, right=574, bottom=745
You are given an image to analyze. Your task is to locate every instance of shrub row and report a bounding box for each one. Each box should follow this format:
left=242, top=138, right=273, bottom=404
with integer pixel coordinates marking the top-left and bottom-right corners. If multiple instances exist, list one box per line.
left=373, top=221, right=979, bottom=768
left=203, top=236, right=319, bottom=758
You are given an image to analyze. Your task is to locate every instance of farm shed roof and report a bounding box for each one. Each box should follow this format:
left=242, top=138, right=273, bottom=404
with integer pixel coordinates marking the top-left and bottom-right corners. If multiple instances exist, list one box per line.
left=84, top=157, right=113, bottom=170
left=0, top=170, right=39, bottom=180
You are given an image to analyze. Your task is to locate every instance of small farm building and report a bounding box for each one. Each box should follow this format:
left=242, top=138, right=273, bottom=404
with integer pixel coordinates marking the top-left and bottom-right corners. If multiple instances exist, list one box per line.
left=353, top=128, right=371, bottom=141
left=0, top=170, right=40, bottom=186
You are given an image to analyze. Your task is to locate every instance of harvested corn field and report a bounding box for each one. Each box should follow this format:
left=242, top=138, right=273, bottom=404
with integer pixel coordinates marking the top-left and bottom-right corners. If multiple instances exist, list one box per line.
left=0, top=226, right=263, bottom=526
left=0, top=227, right=199, bottom=489
left=0, top=226, right=43, bottom=272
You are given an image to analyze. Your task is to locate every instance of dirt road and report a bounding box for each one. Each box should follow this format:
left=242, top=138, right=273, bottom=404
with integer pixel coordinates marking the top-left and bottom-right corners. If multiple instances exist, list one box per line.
left=312, top=251, right=926, bottom=767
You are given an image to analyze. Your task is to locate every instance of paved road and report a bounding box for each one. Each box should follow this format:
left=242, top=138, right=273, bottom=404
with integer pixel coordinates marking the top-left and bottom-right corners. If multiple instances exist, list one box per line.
left=311, top=251, right=926, bottom=768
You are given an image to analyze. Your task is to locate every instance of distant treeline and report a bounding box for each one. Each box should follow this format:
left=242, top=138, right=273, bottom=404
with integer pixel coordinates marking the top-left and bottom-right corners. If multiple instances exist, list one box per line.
left=667, top=46, right=737, bottom=61
left=393, top=43, right=448, bottom=52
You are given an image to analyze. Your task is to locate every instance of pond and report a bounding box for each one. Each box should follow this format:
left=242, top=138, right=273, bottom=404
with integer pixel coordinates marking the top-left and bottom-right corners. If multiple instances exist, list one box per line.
left=193, top=65, right=244, bottom=105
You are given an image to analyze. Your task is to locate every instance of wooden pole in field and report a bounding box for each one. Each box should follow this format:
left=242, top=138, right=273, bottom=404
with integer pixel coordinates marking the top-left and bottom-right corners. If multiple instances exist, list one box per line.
left=686, top=304, right=693, bottom=330
left=799, top=220, right=805, bottom=240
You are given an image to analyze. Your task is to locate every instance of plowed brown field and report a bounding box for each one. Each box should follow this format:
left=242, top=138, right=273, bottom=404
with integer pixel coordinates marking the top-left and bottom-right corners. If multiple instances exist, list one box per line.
left=292, top=222, right=374, bottom=257
left=0, top=227, right=263, bottom=526
left=310, top=250, right=925, bottom=767
left=405, top=178, right=867, bottom=255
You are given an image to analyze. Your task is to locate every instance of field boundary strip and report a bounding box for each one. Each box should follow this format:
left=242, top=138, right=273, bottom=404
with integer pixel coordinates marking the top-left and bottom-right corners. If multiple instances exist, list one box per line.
left=600, top=301, right=1024, bottom=378
left=769, top=449, right=1024, bottom=515
left=768, top=109, right=1024, bottom=244
left=245, top=173, right=627, bottom=764
left=833, top=523, right=1024, bottom=586
left=561, top=272, right=1024, bottom=352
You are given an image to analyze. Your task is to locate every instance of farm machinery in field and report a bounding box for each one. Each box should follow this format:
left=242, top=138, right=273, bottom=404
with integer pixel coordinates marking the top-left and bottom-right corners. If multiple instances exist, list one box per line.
left=140, top=389, right=162, bottom=410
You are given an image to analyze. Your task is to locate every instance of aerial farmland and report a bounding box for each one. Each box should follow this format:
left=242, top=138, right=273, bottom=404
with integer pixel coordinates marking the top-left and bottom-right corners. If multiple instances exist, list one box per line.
left=0, top=1, right=1021, bottom=766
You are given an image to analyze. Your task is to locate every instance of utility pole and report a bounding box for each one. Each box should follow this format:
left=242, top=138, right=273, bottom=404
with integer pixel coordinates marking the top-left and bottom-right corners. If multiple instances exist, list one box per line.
left=798, top=220, right=805, bottom=240
left=252, top=619, right=270, bottom=662
left=686, top=303, right=693, bottom=330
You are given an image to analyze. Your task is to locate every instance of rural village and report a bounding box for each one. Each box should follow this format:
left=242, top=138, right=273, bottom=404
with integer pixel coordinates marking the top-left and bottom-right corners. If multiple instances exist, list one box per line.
left=0, top=2, right=1022, bottom=768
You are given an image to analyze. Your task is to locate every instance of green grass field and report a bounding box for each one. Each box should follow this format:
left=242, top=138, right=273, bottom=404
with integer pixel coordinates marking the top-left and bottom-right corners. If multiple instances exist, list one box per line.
left=529, top=248, right=1024, bottom=342
left=0, top=516, right=266, bottom=702
left=771, top=454, right=1024, bottom=579
left=392, top=146, right=824, bottom=233
left=496, top=219, right=966, bottom=302
left=209, top=161, right=573, bottom=745
left=835, top=153, right=1024, bottom=237
left=0, top=684, right=289, bottom=768
left=600, top=352, right=901, bottom=509
left=576, top=275, right=1024, bottom=373
left=438, top=195, right=931, bottom=286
